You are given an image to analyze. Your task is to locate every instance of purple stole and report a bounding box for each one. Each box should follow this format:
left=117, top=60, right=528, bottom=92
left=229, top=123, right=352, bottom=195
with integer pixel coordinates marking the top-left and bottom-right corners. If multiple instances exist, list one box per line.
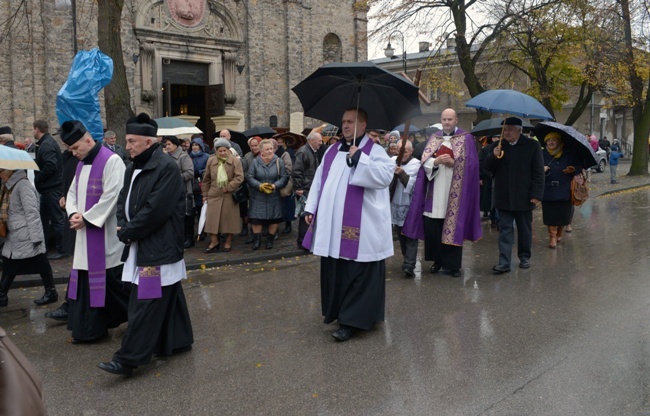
left=137, top=266, right=162, bottom=299
left=68, top=146, right=113, bottom=307
left=402, top=131, right=483, bottom=245
left=302, top=138, right=375, bottom=259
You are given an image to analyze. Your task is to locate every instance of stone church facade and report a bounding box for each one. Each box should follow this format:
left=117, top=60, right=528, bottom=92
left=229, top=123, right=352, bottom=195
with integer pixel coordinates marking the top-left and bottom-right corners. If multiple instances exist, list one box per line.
left=0, top=0, right=368, bottom=138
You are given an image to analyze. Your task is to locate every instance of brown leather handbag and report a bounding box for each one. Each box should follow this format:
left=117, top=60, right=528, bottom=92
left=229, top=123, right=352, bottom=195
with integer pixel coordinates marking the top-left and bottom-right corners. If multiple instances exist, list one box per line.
left=0, top=326, right=47, bottom=415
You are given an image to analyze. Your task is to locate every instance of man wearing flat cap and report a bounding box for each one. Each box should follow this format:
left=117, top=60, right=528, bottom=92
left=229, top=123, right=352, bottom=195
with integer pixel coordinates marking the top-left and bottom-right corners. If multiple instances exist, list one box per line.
left=484, top=116, right=544, bottom=274
left=0, top=126, right=18, bottom=148
left=62, top=120, right=130, bottom=344
left=98, top=113, right=193, bottom=377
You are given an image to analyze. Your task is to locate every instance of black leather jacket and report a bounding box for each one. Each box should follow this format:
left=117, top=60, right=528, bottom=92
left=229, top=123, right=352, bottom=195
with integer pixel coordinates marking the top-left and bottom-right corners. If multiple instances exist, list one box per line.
left=34, top=134, right=63, bottom=193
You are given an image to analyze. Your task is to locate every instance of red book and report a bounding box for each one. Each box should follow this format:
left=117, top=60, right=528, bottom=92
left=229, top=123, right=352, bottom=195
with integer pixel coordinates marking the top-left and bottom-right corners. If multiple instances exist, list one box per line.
left=435, top=145, right=454, bottom=159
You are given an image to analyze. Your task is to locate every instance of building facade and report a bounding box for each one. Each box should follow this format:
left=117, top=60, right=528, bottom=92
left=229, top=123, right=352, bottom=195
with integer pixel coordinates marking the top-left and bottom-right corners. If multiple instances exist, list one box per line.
left=0, top=0, right=368, bottom=139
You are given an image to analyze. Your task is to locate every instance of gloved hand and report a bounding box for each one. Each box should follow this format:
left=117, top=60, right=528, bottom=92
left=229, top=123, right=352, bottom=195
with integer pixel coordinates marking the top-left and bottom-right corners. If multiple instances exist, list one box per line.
left=260, top=183, right=274, bottom=194
left=563, top=166, right=576, bottom=174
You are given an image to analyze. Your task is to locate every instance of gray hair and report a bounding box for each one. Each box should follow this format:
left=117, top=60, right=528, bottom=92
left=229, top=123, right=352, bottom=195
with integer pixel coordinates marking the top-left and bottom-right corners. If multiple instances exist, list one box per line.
left=307, top=132, right=322, bottom=142
left=0, top=134, right=14, bottom=144
left=104, top=130, right=116, bottom=139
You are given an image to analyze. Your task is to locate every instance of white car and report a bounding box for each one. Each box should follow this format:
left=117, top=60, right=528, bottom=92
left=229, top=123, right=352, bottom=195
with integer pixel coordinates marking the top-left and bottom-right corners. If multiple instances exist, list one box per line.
left=592, top=147, right=607, bottom=172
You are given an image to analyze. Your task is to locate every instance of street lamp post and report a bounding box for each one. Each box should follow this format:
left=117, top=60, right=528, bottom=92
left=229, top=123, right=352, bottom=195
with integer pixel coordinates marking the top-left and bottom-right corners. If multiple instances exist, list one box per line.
left=384, top=30, right=407, bottom=74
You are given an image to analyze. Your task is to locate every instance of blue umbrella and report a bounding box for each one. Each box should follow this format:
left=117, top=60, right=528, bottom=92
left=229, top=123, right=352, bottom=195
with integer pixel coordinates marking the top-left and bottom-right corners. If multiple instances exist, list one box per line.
left=465, top=89, right=553, bottom=120
left=0, top=146, right=39, bottom=170
left=393, top=123, right=421, bottom=133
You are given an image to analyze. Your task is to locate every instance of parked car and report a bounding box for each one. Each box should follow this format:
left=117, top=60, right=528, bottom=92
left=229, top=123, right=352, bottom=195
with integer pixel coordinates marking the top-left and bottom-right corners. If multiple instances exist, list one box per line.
left=592, top=147, right=607, bottom=172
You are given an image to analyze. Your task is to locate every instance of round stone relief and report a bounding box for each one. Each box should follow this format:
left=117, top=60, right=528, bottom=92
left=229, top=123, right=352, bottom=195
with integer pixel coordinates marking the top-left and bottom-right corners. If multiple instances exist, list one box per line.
left=167, top=0, right=205, bottom=27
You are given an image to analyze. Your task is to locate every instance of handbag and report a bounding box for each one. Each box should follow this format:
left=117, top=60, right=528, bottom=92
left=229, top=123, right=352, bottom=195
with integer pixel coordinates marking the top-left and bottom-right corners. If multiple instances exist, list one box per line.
left=232, top=185, right=249, bottom=204
left=185, top=194, right=194, bottom=216
left=276, top=159, right=293, bottom=197
left=0, top=326, right=47, bottom=416
left=570, top=171, right=589, bottom=206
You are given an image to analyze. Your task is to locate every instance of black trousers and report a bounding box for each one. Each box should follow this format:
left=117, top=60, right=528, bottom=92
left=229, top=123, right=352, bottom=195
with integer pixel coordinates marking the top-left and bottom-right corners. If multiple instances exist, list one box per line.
left=395, top=225, right=418, bottom=268
left=423, top=217, right=463, bottom=271
left=40, top=190, right=65, bottom=253
left=497, top=209, right=533, bottom=268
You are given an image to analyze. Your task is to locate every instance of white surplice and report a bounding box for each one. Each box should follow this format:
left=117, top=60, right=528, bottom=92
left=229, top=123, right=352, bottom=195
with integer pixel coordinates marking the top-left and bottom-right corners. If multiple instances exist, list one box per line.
left=305, top=136, right=395, bottom=262
left=423, top=138, right=454, bottom=219
left=390, top=156, right=420, bottom=226
left=66, top=153, right=126, bottom=270
left=121, top=169, right=186, bottom=286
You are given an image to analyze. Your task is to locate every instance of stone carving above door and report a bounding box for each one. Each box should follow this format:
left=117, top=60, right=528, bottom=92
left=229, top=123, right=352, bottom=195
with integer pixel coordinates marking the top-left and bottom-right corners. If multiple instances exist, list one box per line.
left=168, top=0, right=205, bottom=27
left=136, top=0, right=242, bottom=42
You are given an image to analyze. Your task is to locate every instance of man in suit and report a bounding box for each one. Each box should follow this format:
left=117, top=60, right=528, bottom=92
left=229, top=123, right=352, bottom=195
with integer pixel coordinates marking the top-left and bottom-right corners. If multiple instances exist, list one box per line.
left=103, top=130, right=128, bottom=162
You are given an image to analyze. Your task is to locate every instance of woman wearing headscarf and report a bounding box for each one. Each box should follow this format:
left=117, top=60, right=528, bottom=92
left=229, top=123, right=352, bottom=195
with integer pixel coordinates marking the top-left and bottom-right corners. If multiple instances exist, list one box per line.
left=0, top=168, right=58, bottom=307
left=190, top=137, right=210, bottom=220
left=246, top=139, right=288, bottom=250
left=164, top=136, right=195, bottom=248
left=541, top=132, right=580, bottom=248
left=202, top=138, right=244, bottom=252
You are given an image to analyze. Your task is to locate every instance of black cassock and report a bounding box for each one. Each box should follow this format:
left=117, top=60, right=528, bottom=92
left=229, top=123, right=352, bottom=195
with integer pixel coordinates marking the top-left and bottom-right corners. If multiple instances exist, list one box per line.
left=320, top=257, right=385, bottom=331
left=67, top=265, right=130, bottom=341
left=112, top=281, right=193, bottom=367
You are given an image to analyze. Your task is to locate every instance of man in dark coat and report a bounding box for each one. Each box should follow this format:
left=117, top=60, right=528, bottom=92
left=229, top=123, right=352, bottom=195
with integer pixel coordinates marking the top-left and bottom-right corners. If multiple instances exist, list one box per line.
left=103, top=130, right=129, bottom=162
left=292, top=131, right=322, bottom=247
left=33, top=120, right=67, bottom=259
left=484, top=117, right=544, bottom=274
left=98, top=113, right=193, bottom=377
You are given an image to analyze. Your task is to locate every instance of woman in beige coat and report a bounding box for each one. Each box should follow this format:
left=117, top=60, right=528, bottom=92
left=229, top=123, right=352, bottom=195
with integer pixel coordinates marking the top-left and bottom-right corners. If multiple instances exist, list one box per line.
left=202, top=138, right=244, bottom=252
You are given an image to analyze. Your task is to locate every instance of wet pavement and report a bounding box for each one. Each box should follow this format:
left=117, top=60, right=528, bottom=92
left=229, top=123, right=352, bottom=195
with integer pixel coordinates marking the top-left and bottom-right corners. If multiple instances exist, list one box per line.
left=2, top=161, right=650, bottom=415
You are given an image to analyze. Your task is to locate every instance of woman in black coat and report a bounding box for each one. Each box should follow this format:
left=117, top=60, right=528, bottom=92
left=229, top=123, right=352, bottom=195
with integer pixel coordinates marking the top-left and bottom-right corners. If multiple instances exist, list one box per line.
left=541, top=132, right=580, bottom=248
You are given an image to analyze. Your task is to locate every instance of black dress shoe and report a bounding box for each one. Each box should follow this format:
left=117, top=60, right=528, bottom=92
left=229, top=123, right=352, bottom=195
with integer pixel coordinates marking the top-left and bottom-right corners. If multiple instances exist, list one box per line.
left=239, top=227, right=249, bottom=237
left=450, top=270, right=461, bottom=277
left=492, top=265, right=511, bottom=275
left=430, top=263, right=441, bottom=274
left=97, top=361, right=134, bottom=377
left=222, top=246, right=231, bottom=253
left=183, top=239, right=195, bottom=249
left=331, top=327, right=352, bottom=342
left=45, top=307, right=68, bottom=322
left=402, top=265, right=415, bottom=277
left=204, top=244, right=220, bottom=253
left=281, top=223, right=292, bottom=234
left=47, top=252, right=69, bottom=260
left=519, top=260, right=531, bottom=269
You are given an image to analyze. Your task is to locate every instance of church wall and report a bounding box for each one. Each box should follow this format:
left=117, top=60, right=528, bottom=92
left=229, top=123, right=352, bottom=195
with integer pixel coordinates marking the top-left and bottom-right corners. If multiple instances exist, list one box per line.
left=0, top=0, right=367, bottom=138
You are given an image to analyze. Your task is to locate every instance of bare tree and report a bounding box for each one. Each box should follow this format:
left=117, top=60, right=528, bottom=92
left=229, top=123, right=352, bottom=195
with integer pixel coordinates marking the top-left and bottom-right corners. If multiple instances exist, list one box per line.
left=369, top=0, right=557, bottom=121
left=97, top=0, right=134, bottom=144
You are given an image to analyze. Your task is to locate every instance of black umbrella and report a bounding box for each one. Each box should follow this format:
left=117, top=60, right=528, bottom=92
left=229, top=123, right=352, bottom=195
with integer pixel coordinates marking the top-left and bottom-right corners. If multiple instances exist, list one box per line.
left=471, top=117, right=534, bottom=137
left=291, top=61, right=422, bottom=131
left=243, top=126, right=276, bottom=138
left=229, top=130, right=250, bottom=155
left=533, top=121, right=597, bottom=168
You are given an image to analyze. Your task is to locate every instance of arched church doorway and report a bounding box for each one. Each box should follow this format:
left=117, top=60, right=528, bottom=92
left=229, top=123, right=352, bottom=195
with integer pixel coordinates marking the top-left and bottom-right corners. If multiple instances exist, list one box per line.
left=161, top=59, right=224, bottom=139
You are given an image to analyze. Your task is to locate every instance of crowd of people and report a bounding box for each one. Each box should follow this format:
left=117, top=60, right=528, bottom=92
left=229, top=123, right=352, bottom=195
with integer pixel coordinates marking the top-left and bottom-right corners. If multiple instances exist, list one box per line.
left=0, top=107, right=622, bottom=356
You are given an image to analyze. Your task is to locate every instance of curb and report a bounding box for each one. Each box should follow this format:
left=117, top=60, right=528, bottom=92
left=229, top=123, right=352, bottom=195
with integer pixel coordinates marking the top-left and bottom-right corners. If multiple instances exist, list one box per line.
left=14, top=249, right=310, bottom=289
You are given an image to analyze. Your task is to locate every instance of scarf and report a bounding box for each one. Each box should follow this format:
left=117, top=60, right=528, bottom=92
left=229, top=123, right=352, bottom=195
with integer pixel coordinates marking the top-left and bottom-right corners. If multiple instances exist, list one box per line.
left=547, top=142, right=564, bottom=159
left=216, top=157, right=228, bottom=188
